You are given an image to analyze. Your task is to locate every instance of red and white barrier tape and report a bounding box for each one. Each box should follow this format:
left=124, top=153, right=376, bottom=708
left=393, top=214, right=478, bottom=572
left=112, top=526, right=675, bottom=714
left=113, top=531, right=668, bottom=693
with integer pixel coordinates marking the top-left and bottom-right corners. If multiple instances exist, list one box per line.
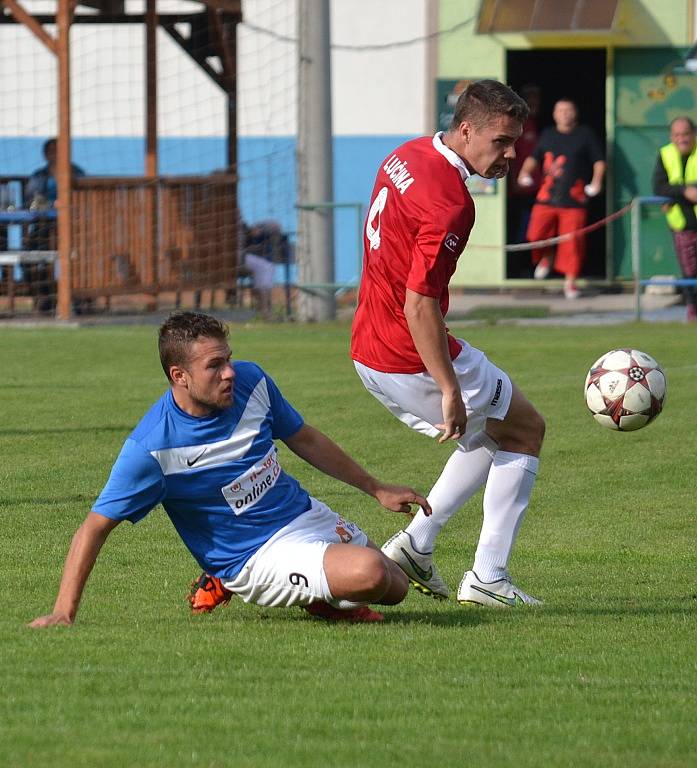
left=467, top=202, right=634, bottom=252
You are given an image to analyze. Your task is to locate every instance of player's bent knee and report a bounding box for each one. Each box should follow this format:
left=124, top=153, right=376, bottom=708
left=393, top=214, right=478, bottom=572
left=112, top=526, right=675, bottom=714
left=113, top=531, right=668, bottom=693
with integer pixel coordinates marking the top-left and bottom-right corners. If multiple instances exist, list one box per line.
left=516, top=412, right=545, bottom=456
left=357, top=550, right=392, bottom=596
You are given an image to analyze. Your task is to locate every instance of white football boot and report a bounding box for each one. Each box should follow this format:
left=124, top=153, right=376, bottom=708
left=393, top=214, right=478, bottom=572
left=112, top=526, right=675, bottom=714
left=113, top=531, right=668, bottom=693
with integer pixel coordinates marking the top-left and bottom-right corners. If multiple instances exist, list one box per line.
left=457, top=570, right=542, bottom=608
left=381, top=530, right=449, bottom=600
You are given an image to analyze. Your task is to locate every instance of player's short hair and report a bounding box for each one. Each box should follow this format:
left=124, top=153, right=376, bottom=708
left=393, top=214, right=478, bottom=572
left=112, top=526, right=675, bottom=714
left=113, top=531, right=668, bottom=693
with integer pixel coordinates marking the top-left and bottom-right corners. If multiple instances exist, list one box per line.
left=449, top=79, right=529, bottom=130
left=670, top=115, right=696, bottom=132
left=158, top=311, right=229, bottom=381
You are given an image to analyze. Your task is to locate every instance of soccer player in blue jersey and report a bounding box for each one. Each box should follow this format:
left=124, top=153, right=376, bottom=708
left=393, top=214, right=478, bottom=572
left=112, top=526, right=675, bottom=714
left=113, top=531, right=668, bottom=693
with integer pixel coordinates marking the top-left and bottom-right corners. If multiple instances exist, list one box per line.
left=30, top=312, right=430, bottom=628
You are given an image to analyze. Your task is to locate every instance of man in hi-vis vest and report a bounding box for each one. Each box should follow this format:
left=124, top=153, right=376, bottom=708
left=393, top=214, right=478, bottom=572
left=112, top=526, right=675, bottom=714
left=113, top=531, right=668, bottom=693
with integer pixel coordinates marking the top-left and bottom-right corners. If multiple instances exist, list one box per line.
left=653, top=116, right=697, bottom=323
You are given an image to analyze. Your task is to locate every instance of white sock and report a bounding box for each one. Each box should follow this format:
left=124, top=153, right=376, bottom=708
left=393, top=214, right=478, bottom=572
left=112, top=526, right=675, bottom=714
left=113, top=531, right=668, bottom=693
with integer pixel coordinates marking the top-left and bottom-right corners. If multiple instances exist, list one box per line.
left=473, top=450, right=539, bottom=583
left=406, top=432, right=497, bottom=554
left=335, top=599, right=366, bottom=609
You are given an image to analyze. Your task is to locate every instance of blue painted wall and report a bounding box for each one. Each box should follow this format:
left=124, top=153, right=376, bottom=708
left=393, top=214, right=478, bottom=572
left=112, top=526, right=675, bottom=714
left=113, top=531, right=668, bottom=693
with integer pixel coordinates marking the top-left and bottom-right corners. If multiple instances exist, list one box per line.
left=0, top=134, right=416, bottom=283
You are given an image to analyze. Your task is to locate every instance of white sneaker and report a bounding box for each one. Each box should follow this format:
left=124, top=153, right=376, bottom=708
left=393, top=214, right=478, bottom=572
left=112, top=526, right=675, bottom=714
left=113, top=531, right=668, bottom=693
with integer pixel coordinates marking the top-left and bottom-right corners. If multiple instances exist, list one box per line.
left=533, top=259, right=551, bottom=279
left=563, top=281, right=580, bottom=300
left=457, top=570, right=541, bottom=608
left=381, top=530, right=450, bottom=599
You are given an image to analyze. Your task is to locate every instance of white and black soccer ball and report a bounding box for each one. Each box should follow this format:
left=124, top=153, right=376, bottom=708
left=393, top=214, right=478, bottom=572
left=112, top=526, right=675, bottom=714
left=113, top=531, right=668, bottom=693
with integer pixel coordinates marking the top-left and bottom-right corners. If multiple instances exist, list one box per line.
left=584, top=348, right=667, bottom=431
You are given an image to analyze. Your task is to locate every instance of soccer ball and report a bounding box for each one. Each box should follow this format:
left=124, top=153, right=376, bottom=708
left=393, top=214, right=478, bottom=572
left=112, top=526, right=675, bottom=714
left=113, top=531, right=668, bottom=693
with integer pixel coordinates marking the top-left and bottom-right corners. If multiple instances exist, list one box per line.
left=584, top=348, right=667, bottom=431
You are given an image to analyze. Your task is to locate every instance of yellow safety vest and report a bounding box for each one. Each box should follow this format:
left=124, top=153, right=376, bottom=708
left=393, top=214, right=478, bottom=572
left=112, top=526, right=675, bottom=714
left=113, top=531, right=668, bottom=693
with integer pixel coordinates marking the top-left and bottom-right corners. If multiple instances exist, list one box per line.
left=660, top=142, right=697, bottom=231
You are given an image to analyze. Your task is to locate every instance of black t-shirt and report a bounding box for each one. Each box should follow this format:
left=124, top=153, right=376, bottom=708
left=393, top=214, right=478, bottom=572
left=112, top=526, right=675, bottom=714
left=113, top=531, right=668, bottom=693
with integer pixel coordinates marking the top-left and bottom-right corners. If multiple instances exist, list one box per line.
left=532, top=126, right=603, bottom=208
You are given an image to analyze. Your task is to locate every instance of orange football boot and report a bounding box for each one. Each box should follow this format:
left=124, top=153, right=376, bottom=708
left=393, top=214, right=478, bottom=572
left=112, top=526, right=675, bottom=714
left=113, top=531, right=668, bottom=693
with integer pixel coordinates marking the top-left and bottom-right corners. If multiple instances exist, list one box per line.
left=188, top=573, right=233, bottom=614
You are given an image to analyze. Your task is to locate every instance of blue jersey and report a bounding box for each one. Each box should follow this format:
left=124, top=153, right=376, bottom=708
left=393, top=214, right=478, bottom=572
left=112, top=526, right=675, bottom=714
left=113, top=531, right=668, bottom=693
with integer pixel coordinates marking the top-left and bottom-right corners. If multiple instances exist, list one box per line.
left=93, top=361, right=310, bottom=578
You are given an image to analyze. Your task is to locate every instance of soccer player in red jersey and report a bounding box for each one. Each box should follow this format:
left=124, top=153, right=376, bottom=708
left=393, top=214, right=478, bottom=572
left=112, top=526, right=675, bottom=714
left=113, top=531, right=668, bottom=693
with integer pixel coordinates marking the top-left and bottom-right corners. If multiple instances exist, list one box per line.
left=351, top=80, right=546, bottom=608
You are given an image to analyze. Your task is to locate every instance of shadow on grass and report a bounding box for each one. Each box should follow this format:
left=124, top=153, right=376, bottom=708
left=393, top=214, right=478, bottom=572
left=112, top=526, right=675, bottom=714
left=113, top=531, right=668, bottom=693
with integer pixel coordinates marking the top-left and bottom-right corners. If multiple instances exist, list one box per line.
left=1, top=494, right=95, bottom=506
left=450, top=305, right=551, bottom=323
left=383, top=608, right=492, bottom=627
left=383, top=600, right=697, bottom=625
left=0, top=383, right=96, bottom=390
left=0, top=425, right=131, bottom=436
left=539, top=601, right=697, bottom=617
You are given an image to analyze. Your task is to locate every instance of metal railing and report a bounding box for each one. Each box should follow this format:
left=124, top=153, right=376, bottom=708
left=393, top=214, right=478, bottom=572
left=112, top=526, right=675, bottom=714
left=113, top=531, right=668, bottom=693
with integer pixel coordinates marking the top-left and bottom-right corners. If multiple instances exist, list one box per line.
left=631, top=195, right=697, bottom=320
left=294, top=200, right=363, bottom=296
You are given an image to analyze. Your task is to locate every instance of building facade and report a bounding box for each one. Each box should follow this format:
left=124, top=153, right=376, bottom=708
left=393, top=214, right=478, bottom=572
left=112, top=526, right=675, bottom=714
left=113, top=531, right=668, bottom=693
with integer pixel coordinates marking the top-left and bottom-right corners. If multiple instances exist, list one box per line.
left=438, top=0, right=697, bottom=286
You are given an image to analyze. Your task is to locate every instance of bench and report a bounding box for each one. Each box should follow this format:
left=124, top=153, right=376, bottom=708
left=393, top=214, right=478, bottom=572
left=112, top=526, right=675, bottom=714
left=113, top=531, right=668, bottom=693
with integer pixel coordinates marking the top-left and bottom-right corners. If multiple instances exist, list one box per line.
left=0, top=251, right=58, bottom=312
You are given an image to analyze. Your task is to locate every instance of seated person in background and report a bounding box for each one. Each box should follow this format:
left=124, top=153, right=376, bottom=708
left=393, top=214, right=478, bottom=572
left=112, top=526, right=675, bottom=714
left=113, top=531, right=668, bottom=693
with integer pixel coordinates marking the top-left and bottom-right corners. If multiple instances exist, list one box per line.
left=24, top=138, right=85, bottom=313
left=25, top=137, right=85, bottom=248
left=242, top=220, right=289, bottom=320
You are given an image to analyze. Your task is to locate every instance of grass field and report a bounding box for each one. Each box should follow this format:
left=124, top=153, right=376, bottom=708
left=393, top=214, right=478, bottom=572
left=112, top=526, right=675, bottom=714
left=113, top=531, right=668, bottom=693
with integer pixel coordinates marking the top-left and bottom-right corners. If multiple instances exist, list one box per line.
left=2, top=320, right=696, bottom=767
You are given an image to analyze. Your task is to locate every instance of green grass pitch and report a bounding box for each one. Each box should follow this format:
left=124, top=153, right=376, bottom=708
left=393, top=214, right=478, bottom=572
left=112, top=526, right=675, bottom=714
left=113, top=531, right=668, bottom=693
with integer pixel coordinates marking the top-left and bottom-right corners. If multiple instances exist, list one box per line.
left=2, top=321, right=696, bottom=767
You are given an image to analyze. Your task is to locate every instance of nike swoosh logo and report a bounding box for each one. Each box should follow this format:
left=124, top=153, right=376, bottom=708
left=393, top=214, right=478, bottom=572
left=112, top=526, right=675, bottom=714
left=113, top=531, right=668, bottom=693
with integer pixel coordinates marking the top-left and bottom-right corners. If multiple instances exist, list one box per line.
left=470, top=584, right=524, bottom=607
left=400, top=548, right=433, bottom=581
left=186, top=449, right=207, bottom=467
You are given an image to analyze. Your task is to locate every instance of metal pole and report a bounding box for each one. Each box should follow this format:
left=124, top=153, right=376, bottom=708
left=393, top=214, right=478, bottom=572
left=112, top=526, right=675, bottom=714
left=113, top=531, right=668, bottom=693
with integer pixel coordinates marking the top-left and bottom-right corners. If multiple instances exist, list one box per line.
left=297, top=0, right=335, bottom=321
left=631, top=197, right=641, bottom=322
left=56, top=0, right=72, bottom=320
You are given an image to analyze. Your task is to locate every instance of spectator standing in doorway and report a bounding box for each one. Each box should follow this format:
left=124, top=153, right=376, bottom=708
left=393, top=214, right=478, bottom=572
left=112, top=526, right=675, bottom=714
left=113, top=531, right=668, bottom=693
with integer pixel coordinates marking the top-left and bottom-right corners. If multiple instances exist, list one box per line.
left=518, top=99, right=605, bottom=299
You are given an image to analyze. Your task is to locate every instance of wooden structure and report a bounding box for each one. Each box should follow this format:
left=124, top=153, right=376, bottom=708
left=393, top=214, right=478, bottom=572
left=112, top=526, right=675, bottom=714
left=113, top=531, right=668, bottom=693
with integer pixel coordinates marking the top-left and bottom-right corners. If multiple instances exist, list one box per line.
left=0, top=0, right=241, bottom=318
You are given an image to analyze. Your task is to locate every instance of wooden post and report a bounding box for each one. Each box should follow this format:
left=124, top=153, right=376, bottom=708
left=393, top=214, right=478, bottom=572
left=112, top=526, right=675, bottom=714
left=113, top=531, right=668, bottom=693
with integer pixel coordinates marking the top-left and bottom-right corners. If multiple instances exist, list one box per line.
left=56, top=0, right=72, bottom=320
left=1, top=0, right=57, bottom=52
left=145, top=0, right=158, bottom=304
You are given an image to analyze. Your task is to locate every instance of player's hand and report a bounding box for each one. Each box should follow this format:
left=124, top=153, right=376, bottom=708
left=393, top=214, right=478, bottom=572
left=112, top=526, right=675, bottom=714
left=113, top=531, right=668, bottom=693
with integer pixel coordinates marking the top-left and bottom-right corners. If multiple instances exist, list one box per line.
left=374, top=484, right=431, bottom=517
left=584, top=183, right=601, bottom=197
left=435, top=392, right=467, bottom=444
left=684, top=186, right=697, bottom=203
left=28, top=613, right=73, bottom=629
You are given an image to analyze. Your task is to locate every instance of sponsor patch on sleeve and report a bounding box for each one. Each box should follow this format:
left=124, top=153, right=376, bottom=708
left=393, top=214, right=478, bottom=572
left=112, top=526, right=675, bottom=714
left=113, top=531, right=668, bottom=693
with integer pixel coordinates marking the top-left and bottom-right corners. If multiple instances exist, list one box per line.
left=444, top=233, right=460, bottom=252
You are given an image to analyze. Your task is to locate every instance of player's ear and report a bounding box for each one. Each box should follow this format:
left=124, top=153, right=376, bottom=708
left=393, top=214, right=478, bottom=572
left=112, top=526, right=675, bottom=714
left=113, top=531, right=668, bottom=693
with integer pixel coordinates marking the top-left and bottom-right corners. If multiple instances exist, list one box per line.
left=459, top=120, right=472, bottom=144
left=170, top=364, right=187, bottom=387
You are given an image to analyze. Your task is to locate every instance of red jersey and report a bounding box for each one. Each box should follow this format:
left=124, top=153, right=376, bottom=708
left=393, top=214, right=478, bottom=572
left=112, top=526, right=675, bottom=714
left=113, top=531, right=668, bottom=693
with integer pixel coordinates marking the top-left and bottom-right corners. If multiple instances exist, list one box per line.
left=350, top=134, right=475, bottom=373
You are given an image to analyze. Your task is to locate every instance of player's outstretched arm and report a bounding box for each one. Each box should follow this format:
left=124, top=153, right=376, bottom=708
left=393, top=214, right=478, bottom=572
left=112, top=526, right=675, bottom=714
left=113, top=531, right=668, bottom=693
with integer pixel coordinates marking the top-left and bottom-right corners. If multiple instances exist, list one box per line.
left=283, top=424, right=431, bottom=517
left=28, top=512, right=121, bottom=629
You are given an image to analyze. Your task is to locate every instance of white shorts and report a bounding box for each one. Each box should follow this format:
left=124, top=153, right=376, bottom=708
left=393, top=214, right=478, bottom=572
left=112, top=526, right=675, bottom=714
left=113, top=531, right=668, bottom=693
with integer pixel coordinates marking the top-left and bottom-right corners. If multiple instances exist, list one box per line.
left=354, top=340, right=512, bottom=449
left=221, top=498, right=368, bottom=608
left=244, top=253, right=274, bottom=290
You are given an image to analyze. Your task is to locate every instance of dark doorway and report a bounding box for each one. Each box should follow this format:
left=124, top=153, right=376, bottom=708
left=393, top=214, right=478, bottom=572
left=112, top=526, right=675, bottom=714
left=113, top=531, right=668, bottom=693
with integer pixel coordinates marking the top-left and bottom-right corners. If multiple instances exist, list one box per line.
left=506, top=48, right=607, bottom=279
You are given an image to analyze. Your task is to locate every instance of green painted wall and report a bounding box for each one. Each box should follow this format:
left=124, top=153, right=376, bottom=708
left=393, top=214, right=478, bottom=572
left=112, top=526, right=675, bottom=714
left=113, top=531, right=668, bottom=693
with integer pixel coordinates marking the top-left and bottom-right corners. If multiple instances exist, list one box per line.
left=612, top=47, right=697, bottom=279
left=438, top=1, right=506, bottom=285
left=437, top=0, right=692, bottom=285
